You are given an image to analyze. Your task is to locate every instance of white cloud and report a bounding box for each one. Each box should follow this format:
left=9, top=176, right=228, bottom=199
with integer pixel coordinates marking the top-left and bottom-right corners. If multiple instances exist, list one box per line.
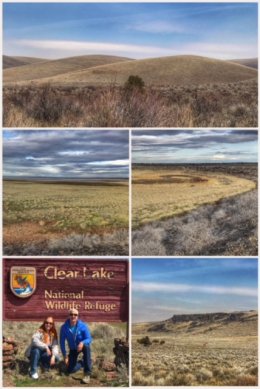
left=130, top=20, right=185, bottom=34
left=212, top=153, right=226, bottom=160
left=10, top=39, right=174, bottom=59
left=59, top=151, right=88, bottom=156
left=6, top=38, right=257, bottom=60
left=38, top=165, right=61, bottom=174
left=25, top=156, right=53, bottom=161
left=87, top=159, right=129, bottom=166
left=133, top=281, right=257, bottom=297
left=183, top=42, right=257, bottom=59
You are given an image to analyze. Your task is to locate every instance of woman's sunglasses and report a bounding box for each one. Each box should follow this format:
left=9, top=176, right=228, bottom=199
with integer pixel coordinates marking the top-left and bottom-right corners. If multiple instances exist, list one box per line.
left=45, top=321, right=53, bottom=325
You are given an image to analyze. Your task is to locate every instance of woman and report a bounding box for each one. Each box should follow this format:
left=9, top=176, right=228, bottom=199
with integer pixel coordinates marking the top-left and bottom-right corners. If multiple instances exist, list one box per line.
left=26, top=317, right=59, bottom=379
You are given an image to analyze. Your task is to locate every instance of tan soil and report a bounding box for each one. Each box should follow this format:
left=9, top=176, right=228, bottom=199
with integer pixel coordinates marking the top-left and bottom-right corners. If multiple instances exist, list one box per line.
left=3, top=222, right=65, bottom=245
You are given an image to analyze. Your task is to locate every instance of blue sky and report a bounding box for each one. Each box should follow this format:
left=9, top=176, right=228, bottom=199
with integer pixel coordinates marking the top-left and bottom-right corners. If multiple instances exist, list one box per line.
left=4, top=3, right=258, bottom=59
left=132, top=258, right=258, bottom=322
left=3, top=130, right=129, bottom=179
left=132, top=130, right=258, bottom=164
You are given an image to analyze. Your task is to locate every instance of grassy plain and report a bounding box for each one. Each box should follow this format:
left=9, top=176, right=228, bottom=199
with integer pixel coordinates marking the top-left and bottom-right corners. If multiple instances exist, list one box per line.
left=132, top=166, right=256, bottom=227
left=132, top=164, right=257, bottom=256
left=3, top=180, right=129, bottom=255
left=132, top=311, right=258, bottom=386
left=3, top=321, right=128, bottom=387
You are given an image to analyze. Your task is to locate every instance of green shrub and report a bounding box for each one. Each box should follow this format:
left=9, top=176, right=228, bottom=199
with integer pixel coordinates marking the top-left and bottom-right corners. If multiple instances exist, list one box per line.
left=124, top=75, right=145, bottom=91
left=137, top=336, right=152, bottom=346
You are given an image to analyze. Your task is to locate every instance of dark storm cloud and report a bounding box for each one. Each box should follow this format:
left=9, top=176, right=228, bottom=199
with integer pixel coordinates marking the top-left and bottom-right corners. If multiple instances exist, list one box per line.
left=132, top=130, right=258, bottom=163
left=3, top=130, right=129, bottom=178
left=132, top=130, right=258, bottom=150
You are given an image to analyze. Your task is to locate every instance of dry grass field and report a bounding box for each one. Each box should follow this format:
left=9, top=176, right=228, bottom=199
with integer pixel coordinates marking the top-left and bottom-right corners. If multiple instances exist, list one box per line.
left=3, top=55, right=49, bottom=69
left=132, top=311, right=258, bottom=386
left=3, top=55, right=132, bottom=83
left=3, top=321, right=128, bottom=387
left=3, top=180, right=129, bottom=256
left=3, top=55, right=258, bottom=127
left=132, top=165, right=255, bottom=227
left=132, top=164, right=257, bottom=256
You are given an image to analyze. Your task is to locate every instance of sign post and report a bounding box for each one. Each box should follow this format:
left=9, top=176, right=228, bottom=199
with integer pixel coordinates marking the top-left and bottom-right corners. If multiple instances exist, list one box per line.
left=4, top=259, right=129, bottom=324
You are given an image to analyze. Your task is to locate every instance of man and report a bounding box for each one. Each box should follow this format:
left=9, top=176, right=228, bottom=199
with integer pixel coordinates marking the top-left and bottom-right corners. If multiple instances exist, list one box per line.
left=60, top=308, right=92, bottom=384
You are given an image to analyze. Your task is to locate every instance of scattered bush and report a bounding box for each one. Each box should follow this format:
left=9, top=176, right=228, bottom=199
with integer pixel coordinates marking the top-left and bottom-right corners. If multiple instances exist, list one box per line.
left=124, top=75, right=145, bottom=92
left=3, top=78, right=257, bottom=127
left=137, top=336, right=152, bottom=346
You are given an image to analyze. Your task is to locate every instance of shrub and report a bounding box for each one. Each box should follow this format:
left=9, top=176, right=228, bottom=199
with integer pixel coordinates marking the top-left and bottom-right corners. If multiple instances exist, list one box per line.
left=137, top=336, right=152, bottom=346
left=124, top=75, right=145, bottom=92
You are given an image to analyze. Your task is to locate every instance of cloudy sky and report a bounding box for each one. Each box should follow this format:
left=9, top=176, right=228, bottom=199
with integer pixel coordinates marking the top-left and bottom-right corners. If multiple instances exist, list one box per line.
left=4, top=3, right=257, bottom=59
left=3, top=130, right=129, bottom=179
left=132, top=258, right=258, bottom=323
left=132, top=130, right=258, bottom=164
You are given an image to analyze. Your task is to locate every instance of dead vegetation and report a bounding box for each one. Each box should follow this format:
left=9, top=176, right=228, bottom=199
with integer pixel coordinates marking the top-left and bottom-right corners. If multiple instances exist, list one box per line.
left=4, top=229, right=129, bottom=256
left=132, top=311, right=258, bottom=386
left=3, top=78, right=257, bottom=127
left=132, top=164, right=257, bottom=256
left=132, top=189, right=257, bottom=256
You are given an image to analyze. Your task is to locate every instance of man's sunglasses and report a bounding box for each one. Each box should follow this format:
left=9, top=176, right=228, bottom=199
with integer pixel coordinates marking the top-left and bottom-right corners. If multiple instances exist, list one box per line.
left=70, top=314, right=78, bottom=317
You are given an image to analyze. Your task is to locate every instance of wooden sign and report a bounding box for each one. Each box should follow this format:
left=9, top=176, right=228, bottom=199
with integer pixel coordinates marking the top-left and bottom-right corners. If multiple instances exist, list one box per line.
left=4, top=259, right=129, bottom=322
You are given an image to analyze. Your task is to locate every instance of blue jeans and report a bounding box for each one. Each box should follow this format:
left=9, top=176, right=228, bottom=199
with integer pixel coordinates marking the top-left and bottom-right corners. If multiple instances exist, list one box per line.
left=30, top=347, right=52, bottom=374
left=67, top=345, right=91, bottom=375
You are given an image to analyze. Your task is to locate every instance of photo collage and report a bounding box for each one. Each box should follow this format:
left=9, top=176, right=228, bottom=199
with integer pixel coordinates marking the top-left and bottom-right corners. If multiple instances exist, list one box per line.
left=2, top=1, right=258, bottom=388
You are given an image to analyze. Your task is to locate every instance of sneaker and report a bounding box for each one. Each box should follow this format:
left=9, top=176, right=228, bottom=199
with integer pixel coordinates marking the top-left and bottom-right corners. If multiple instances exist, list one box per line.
left=31, top=372, right=39, bottom=379
left=81, top=375, right=90, bottom=384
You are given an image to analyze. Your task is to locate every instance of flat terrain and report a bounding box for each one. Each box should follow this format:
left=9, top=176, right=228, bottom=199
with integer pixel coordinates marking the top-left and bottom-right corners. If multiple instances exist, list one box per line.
left=132, top=311, right=258, bottom=386
left=3, top=180, right=129, bottom=256
left=3, top=55, right=257, bottom=127
left=132, top=164, right=257, bottom=256
left=3, top=321, right=128, bottom=387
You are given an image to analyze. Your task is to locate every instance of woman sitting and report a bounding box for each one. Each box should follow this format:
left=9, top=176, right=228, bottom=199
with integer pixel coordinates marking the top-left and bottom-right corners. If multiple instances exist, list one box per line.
left=25, top=317, right=59, bottom=379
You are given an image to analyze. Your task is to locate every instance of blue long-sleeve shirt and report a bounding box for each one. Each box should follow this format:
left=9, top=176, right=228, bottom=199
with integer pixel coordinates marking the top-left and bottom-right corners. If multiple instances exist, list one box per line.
left=60, top=319, right=92, bottom=357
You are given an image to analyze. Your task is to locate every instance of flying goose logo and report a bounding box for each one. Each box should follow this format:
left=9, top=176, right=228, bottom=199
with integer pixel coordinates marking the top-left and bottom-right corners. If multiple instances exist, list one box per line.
left=10, top=267, right=36, bottom=298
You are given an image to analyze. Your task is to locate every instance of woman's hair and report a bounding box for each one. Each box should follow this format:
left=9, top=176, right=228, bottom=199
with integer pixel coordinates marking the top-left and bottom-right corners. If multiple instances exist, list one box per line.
left=39, top=317, right=58, bottom=342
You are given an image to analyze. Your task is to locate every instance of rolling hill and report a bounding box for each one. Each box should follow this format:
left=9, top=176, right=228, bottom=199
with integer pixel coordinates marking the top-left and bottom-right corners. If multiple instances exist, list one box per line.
left=3, top=55, right=48, bottom=69
left=228, top=58, right=258, bottom=69
left=35, top=55, right=258, bottom=87
left=134, top=311, right=258, bottom=337
left=3, top=55, right=257, bottom=87
left=3, top=54, right=133, bottom=84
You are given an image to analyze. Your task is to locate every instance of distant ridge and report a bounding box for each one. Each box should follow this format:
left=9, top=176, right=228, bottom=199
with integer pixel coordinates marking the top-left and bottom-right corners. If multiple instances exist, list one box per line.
left=145, top=311, right=257, bottom=335
left=3, top=55, right=48, bottom=69
left=228, top=58, right=258, bottom=69
left=3, top=54, right=134, bottom=83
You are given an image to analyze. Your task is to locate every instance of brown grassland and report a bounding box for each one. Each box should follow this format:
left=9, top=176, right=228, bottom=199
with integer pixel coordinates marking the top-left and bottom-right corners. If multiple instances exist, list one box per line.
left=132, top=164, right=257, bottom=256
left=132, top=311, right=258, bottom=386
left=3, top=321, right=128, bottom=387
left=3, top=55, right=258, bottom=127
left=3, top=180, right=129, bottom=256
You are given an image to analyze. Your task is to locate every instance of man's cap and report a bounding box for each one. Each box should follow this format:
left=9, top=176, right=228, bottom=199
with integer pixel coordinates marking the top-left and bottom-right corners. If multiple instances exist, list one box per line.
left=69, top=308, right=79, bottom=315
